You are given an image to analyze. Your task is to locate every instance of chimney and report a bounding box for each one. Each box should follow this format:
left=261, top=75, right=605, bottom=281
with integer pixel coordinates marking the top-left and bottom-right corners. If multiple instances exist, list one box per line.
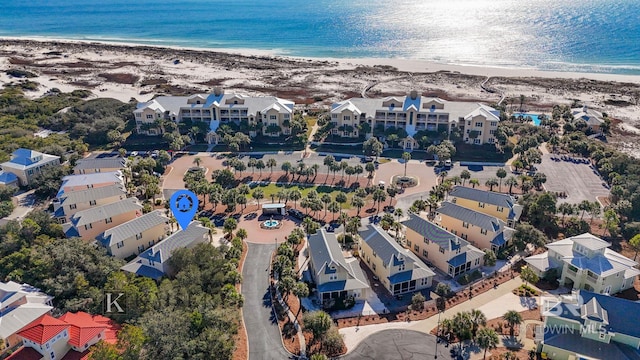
left=409, top=90, right=418, bottom=100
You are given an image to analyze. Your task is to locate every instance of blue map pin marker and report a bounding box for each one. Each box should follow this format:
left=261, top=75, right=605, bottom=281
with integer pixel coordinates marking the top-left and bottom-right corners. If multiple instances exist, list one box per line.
left=169, top=190, right=198, bottom=231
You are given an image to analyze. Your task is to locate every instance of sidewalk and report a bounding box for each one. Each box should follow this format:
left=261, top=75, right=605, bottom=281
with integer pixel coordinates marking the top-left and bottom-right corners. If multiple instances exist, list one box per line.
left=340, top=277, right=526, bottom=351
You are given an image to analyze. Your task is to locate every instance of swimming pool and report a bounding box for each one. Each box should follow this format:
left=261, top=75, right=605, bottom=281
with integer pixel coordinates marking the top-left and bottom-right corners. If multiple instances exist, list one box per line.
left=513, top=113, right=542, bottom=126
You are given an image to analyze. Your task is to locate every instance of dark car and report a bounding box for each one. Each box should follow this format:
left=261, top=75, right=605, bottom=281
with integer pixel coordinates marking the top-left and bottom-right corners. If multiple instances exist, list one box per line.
left=288, top=208, right=305, bottom=220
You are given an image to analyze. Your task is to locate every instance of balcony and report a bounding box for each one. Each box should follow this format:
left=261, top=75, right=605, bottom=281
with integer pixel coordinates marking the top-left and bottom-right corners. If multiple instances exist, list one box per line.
left=586, top=274, right=599, bottom=285
left=566, top=267, right=578, bottom=277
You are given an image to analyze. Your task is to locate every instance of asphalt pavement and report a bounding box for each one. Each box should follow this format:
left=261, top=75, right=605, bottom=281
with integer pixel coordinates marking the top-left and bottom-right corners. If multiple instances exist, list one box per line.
left=242, top=243, right=295, bottom=360
left=342, top=329, right=450, bottom=360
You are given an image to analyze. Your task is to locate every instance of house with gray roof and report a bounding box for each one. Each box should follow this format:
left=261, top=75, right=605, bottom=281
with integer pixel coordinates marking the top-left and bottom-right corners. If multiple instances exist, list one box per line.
left=133, top=89, right=294, bottom=144
left=121, top=221, right=210, bottom=280
left=525, top=233, right=639, bottom=295
left=571, top=105, right=605, bottom=134
left=402, top=213, right=484, bottom=278
left=359, top=224, right=435, bottom=296
left=536, top=290, right=640, bottom=360
left=448, top=186, right=522, bottom=227
left=0, top=148, right=60, bottom=187
left=435, top=201, right=514, bottom=251
left=73, top=156, right=127, bottom=174
left=63, top=198, right=143, bottom=241
left=330, top=92, right=501, bottom=148
left=307, top=229, right=369, bottom=306
left=57, top=171, right=124, bottom=198
left=53, top=184, right=127, bottom=223
left=97, top=210, right=170, bottom=259
left=0, top=281, right=53, bottom=355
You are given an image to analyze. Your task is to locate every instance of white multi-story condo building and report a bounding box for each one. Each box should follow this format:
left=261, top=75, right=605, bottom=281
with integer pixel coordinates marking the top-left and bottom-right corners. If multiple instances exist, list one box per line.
left=330, top=91, right=502, bottom=148
left=133, top=89, right=294, bottom=143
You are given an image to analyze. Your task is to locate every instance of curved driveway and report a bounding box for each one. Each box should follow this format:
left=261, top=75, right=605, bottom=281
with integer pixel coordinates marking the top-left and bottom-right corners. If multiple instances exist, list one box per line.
left=242, top=243, right=293, bottom=360
left=343, top=329, right=449, bottom=360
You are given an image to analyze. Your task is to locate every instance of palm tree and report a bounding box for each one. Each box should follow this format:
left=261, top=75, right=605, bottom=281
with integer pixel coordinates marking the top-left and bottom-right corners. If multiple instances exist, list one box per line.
left=505, top=176, right=518, bottom=194
left=266, top=158, right=277, bottom=174
left=193, top=157, right=202, bottom=167
left=469, top=309, right=487, bottom=338
left=290, top=189, right=302, bottom=209
left=402, top=151, right=411, bottom=177
left=351, top=196, right=365, bottom=216
left=485, top=178, right=499, bottom=192
left=281, top=161, right=292, bottom=181
left=469, top=178, right=480, bottom=188
left=321, top=194, right=332, bottom=217
left=252, top=188, right=264, bottom=206
left=323, top=155, right=335, bottom=181
left=496, top=168, right=507, bottom=192
left=354, top=165, right=364, bottom=182
left=460, top=169, right=471, bottom=186
left=503, top=310, right=523, bottom=337
left=328, top=201, right=340, bottom=221
left=476, top=327, right=499, bottom=359
left=255, top=160, right=265, bottom=177
left=247, top=158, right=257, bottom=173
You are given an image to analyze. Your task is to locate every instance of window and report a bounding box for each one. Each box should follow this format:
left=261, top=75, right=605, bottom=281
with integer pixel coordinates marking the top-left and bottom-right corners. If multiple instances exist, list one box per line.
left=70, top=204, right=77, bottom=210
left=343, top=115, right=351, bottom=121
left=146, top=114, right=153, bottom=119
left=481, top=229, right=487, bottom=235
left=478, top=202, right=485, bottom=208
left=135, top=113, right=141, bottom=118
left=422, top=250, right=428, bottom=257
left=407, top=240, right=412, bottom=247
left=490, top=121, right=498, bottom=127
left=332, top=114, right=337, bottom=119
left=497, top=206, right=504, bottom=212
left=423, top=237, right=429, bottom=244
left=373, top=264, right=376, bottom=271
left=136, top=233, right=143, bottom=240
left=467, top=121, right=471, bottom=126
left=329, top=274, right=337, bottom=281
left=116, top=241, right=124, bottom=248
left=105, top=217, right=112, bottom=224
left=85, top=223, right=92, bottom=230
left=475, top=258, right=480, bottom=265
left=414, top=244, right=419, bottom=252
left=51, top=352, right=55, bottom=359
left=475, top=122, right=483, bottom=127
left=439, top=247, right=445, bottom=254
left=463, top=222, right=469, bottom=228
left=474, top=138, right=481, bottom=144
left=89, top=200, right=97, bottom=206
left=46, top=343, right=50, bottom=349
left=399, top=263, right=405, bottom=271
left=489, top=129, right=496, bottom=135
left=269, top=115, right=277, bottom=120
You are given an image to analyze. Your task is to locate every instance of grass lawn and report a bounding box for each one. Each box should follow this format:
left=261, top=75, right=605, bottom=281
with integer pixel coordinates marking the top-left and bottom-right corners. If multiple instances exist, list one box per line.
left=247, top=183, right=366, bottom=209
left=453, top=144, right=512, bottom=163
left=305, top=116, right=317, bottom=139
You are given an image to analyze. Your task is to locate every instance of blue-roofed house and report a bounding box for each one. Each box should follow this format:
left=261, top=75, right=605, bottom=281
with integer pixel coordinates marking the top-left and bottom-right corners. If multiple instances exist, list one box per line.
left=307, top=229, right=370, bottom=306
left=448, top=186, right=522, bottom=227
left=435, top=201, right=514, bottom=252
left=120, top=221, right=210, bottom=280
left=133, top=89, right=295, bottom=143
left=525, top=233, right=640, bottom=295
left=402, top=213, right=484, bottom=278
left=359, top=224, right=435, bottom=296
left=536, top=290, right=640, bottom=360
left=0, top=172, right=19, bottom=188
left=0, top=148, right=60, bottom=187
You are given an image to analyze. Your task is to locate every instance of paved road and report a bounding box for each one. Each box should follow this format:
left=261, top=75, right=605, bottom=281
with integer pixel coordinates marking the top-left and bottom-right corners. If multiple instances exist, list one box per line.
left=342, top=329, right=450, bottom=360
left=242, top=243, right=294, bottom=360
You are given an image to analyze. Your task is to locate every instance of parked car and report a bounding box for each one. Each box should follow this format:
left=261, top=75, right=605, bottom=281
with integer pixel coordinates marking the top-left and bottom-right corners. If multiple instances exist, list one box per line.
left=288, top=208, right=305, bottom=220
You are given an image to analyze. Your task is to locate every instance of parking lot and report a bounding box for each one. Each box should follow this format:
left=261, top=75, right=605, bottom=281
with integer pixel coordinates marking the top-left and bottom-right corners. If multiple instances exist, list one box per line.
left=536, top=154, right=610, bottom=205
left=446, top=163, right=510, bottom=186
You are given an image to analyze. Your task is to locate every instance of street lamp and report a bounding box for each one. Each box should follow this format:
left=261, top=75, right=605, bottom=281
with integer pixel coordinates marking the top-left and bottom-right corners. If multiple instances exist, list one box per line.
left=434, top=296, right=446, bottom=359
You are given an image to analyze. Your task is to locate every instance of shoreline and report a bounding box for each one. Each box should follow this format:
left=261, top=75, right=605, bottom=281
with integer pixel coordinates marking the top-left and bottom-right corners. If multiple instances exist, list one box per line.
left=3, top=36, right=640, bottom=84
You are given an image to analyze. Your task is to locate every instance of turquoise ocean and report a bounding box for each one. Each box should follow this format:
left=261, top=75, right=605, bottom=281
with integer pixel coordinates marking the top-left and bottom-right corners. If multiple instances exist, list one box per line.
left=1, top=0, right=640, bottom=75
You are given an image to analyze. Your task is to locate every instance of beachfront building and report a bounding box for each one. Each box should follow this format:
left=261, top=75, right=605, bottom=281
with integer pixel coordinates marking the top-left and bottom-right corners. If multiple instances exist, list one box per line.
left=359, top=224, right=435, bottom=296
left=121, top=221, right=210, bottom=280
left=7, top=312, right=119, bottom=360
left=73, top=156, right=127, bottom=175
left=57, top=171, right=124, bottom=197
left=329, top=91, right=502, bottom=147
left=0, top=281, right=53, bottom=356
left=53, top=184, right=127, bottom=224
left=571, top=105, right=605, bottom=134
left=63, top=198, right=143, bottom=240
left=307, top=229, right=370, bottom=306
left=434, top=201, right=514, bottom=252
left=536, top=290, right=640, bottom=360
left=524, top=233, right=640, bottom=295
left=133, top=89, right=295, bottom=143
left=447, top=186, right=522, bottom=227
left=402, top=213, right=485, bottom=278
left=0, top=148, right=60, bottom=187
left=97, top=210, right=171, bottom=259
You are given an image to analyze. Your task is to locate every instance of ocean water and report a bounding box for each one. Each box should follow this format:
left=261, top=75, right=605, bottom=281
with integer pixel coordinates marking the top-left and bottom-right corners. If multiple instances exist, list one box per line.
left=1, top=0, right=640, bottom=75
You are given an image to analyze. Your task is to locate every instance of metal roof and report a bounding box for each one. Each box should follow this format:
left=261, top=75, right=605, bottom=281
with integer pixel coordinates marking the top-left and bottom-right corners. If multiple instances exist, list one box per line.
left=57, top=184, right=126, bottom=205
left=138, top=221, right=209, bottom=264
left=70, top=198, right=142, bottom=227
left=437, top=201, right=503, bottom=232
left=449, top=186, right=517, bottom=209
left=97, top=210, right=169, bottom=247
left=73, top=157, right=126, bottom=171
left=402, top=213, right=468, bottom=251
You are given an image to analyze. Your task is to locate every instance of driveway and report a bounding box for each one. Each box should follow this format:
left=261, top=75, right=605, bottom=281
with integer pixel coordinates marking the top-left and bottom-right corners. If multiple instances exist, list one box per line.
left=242, top=243, right=294, bottom=360
left=342, top=329, right=449, bottom=360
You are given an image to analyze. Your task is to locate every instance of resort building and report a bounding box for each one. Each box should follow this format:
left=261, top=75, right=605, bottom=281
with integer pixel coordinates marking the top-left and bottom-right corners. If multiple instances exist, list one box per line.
left=63, top=198, right=143, bottom=241
left=53, top=184, right=127, bottom=224
left=434, top=201, right=514, bottom=252
left=359, top=224, right=435, bottom=296
left=0, top=281, right=53, bottom=356
left=7, top=312, right=119, bottom=360
left=73, top=156, right=127, bottom=174
left=307, top=229, right=370, bottom=306
left=57, top=171, right=124, bottom=197
left=403, top=213, right=485, bottom=278
left=121, top=221, right=210, bottom=280
left=133, top=89, right=294, bottom=143
left=571, top=105, right=604, bottom=134
left=329, top=92, right=502, bottom=147
left=524, top=233, right=640, bottom=295
left=536, top=290, right=640, bottom=360
left=0, top=148, right=60, bottom=187
left=447, top=186, right=522, bottom=227
left=97, top=210, right=171, bottom=259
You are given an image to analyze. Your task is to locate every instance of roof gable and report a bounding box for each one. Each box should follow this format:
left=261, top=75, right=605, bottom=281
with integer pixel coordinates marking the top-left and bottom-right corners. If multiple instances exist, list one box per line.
left=58, top=312, right=107, bottom=347
left=18, top=314, right=69, bottom=344
left=402, top=213, right=468, bottom=251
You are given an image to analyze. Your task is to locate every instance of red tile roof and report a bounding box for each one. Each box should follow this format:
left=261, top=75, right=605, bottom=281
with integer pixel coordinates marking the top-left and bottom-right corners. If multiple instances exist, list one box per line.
left=61, top=349, right=90, bottom=360
left=58, top=312, right=106, bottom=348
left=17, top=314, right=69, bottom=344
left=5, top=346, right=42, bottom=360
left=89, top=314, right=120, bottom=344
